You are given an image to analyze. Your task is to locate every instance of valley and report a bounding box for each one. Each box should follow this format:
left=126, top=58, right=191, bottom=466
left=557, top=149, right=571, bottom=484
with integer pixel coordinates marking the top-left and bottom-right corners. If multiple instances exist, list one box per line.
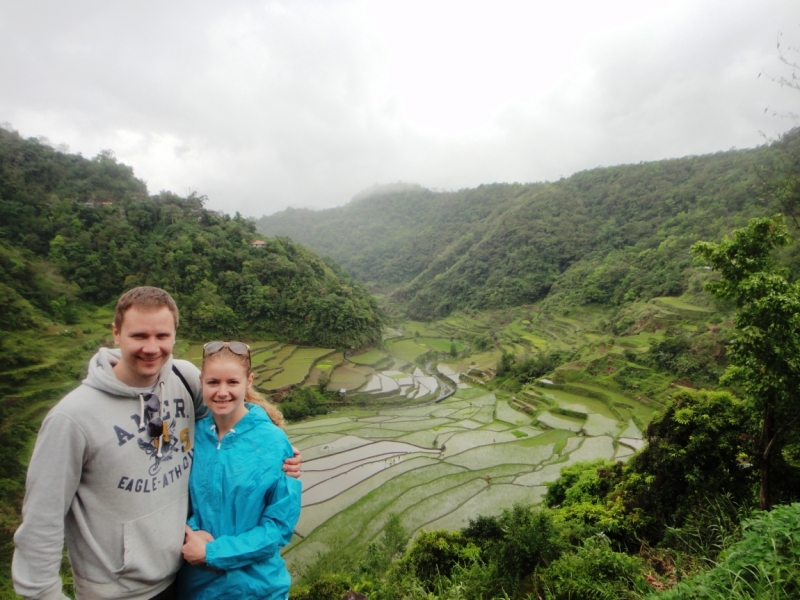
left=171, top=295, right=724, bottom=578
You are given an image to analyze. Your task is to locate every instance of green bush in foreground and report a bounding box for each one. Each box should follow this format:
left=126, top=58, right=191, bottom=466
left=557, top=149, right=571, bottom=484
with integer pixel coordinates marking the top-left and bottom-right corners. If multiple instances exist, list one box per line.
left=651, top=503, right=800, bottom=600
left=535, top=535, right=652, bottom=600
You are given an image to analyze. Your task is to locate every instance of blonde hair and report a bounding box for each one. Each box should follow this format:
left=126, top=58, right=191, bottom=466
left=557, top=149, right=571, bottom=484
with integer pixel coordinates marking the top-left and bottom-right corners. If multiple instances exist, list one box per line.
left=201, top=346, right=285, bottom=429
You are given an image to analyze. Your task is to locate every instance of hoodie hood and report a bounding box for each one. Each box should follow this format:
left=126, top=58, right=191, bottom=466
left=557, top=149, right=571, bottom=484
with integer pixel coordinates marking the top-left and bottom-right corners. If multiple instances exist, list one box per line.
left=84, top=347, right=175, bottom=398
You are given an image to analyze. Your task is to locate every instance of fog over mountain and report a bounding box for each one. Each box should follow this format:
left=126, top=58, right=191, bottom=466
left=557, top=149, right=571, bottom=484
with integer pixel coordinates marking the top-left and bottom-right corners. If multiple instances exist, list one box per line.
left=1, top=0, right=798, bottom=217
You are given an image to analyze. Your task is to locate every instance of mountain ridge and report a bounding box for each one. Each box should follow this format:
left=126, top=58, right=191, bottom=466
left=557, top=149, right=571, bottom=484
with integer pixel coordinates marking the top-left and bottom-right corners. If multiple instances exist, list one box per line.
left=258, top=135, right=799, bottom=318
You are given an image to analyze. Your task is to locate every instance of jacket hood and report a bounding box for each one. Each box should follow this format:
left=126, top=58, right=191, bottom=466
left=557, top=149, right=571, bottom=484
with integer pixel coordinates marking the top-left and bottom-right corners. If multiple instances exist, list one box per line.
left=84, top=347, right=176, bottom=398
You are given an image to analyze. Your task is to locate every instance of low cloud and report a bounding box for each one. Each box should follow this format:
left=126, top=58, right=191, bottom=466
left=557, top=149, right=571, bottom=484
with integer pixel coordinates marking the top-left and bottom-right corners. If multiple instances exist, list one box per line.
left=1, top=0, right=797, bottom=216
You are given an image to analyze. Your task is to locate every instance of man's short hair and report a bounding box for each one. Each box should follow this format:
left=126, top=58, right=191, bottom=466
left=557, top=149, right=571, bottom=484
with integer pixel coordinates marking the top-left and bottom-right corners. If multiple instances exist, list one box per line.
left=113, top=287, right=179, bottom=330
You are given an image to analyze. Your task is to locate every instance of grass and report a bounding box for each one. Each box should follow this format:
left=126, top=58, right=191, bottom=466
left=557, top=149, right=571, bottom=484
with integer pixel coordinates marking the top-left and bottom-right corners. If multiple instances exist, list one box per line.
left=564, top=436, right=616, bottom=463
left=423, top=482, right=545, bottom=532
left=260, top=347, right=334, bottom=390
left=496, top=400, right=531, bottom=425
left=444, top=439, right=558, bottom=470
left=285, top=356, right=654, bottom=574
left=403, top=321, right=447, bottom=337
left=292, top=456, right=448, bottom=539
left=417, top=337, right=464, bottom=353
left=281, top=294, right=674, bottom=576
left=653, top=296, right=714, bottom=312
left=385, top=338, right=430, bottom=362
left=349, top=348, right=389, bottom=366
left=380, top=473, right=499, bottom=538
left=400, top=478, right=489, bottom=532
left=328, top=365, right=372, bottom=391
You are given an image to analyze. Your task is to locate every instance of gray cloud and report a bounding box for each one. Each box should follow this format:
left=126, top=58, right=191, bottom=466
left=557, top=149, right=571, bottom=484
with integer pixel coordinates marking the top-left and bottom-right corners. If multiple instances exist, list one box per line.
left=1, top=0, right=798, bottom=216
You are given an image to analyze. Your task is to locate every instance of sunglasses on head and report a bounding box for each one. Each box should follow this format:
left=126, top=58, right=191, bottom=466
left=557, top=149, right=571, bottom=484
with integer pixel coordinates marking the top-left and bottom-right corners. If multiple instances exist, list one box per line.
left=203, top=341, right=251, bottom=360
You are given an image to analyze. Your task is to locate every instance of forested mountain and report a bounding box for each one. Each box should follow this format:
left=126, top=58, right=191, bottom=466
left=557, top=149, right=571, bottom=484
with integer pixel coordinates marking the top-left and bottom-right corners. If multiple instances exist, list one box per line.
left=0, top=126, right=383, bottom=350
left=258, top=131, right=800, bottom=318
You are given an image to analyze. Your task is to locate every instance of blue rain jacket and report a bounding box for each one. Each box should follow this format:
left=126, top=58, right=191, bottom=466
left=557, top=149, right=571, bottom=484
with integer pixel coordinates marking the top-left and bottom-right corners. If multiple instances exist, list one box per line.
left=177, top=404, right=302, bottom=600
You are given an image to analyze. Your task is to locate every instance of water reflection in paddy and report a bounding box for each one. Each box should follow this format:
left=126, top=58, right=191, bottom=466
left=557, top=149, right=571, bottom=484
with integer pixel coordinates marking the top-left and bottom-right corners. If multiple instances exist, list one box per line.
left=537, top=411, right=584, bottom=432
left=304, top=440, right=439, bottom=471
left=541, top=389, right=618, bottom=420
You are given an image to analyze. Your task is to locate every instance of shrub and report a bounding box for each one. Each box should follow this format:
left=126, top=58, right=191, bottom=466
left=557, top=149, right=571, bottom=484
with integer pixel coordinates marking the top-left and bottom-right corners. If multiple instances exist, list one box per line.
left=536, top=535, right=652, bottom=600
left=395, top=530, right=476, bottom=587
left=620, top=390, right=757, bottom=541
left=290, top=573, right=353, bottom=600
left=545, top=460, right=623, bottom=508
left=653, top=503, right=800, bottom=599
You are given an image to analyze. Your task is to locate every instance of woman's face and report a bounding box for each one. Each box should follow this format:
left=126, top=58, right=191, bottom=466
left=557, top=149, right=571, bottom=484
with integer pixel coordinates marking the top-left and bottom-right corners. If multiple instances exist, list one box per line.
left=201, top=358, right=254, bottom=422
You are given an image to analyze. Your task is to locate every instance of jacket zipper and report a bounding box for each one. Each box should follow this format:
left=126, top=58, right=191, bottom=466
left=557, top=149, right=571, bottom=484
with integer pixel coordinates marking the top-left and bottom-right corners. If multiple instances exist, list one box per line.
left=216, top=427, right=235, bottom=450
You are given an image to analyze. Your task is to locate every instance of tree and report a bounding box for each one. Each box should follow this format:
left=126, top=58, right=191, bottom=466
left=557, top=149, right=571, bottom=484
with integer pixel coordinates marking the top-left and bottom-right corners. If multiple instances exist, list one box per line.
left=621, top=390, right=756, bottom=533
left=692, top=215, right=800, bottom=509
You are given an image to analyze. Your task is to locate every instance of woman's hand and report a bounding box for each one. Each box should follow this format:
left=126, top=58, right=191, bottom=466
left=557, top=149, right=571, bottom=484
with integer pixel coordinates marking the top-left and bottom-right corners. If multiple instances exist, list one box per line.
left=283, top=446, right=303, bottom=478
left=194, top=529, right=215, bottom=543
left=182, top=525, right=209, bottom=565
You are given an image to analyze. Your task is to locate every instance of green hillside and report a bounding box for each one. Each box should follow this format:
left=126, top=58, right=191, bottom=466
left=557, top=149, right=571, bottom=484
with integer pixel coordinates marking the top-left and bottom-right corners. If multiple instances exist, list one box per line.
left=0, top=126, right=383, bottom=349
left=258, top=131, right=800, bottom=319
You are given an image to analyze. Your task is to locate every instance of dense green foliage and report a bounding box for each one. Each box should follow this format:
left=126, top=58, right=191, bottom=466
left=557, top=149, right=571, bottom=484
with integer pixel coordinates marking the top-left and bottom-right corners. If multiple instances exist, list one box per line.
left=621, top=391, right=757, bottom=538
left=279, top=386, right=333, bottom=421
left=0, top=126, right=383, bottom=347
left=258, top=132, right=800, bottom=319
left=693, top=216, right=800, bottom=509
left=655, top=503, right=800, bottom=599
left=501, top=349, right=575, bottom=383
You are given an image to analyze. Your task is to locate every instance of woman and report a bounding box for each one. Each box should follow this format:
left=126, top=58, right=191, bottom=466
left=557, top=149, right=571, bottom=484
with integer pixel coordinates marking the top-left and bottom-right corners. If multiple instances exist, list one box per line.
left=177, top=341, right=301, bottom=600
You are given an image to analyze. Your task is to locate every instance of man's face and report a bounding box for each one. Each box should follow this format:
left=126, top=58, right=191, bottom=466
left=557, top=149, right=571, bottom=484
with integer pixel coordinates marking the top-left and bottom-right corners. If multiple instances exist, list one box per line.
left=112, top=307, right=176, bottom=388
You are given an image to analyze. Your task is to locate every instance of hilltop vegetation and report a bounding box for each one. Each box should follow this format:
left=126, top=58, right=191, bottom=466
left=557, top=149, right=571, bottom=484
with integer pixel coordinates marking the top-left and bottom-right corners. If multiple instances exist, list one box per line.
left=258, top=131, right=800, bottom=319
left=0, top=126, right=383, bottom=350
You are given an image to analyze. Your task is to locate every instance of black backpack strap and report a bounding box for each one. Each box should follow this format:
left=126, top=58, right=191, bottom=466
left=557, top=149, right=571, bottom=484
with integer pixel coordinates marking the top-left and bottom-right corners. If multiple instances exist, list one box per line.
left=172, top=363, right=193, bottom=397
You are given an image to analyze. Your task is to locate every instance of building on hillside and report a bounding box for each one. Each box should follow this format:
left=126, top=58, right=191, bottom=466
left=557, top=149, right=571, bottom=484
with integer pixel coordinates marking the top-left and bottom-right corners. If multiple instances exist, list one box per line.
left=251, top=240, right=267, bottom=248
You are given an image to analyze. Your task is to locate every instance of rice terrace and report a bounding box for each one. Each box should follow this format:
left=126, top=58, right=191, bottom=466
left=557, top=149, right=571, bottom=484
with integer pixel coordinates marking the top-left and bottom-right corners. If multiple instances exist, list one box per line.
left=180, top=298, right=696, bottom=575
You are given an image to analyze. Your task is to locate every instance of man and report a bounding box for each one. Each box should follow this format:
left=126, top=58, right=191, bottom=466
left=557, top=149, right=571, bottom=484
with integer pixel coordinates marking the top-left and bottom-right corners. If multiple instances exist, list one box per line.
left=13, top=287, right=302, bottom=600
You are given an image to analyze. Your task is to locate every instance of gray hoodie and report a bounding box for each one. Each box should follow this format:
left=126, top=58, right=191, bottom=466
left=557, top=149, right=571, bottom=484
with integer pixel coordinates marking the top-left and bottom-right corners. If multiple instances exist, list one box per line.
left=13, top=348, right=207, bottom=600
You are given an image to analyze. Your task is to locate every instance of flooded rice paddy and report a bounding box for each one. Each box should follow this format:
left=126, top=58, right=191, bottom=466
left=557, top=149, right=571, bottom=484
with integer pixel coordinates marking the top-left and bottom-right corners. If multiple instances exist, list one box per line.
left=283, top=380, right=657, bottom=571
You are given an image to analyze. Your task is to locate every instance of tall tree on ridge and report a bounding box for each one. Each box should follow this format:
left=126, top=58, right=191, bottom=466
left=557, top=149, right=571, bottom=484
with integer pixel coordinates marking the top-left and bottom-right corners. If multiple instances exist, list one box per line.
left=693, top=215, right=800, bottom=509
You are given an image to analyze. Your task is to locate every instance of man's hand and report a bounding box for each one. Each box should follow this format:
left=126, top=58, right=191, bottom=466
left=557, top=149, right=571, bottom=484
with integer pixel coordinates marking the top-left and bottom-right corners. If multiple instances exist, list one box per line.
left=283, top=446, right=302, bottom=478
left=182, top=525, right=208, bottom=565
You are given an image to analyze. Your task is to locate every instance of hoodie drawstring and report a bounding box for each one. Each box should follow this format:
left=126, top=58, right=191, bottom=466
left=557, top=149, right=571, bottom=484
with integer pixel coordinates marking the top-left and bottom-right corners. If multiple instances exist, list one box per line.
left=138, top=394, right=145, bottom=431
left=156, top=381, right=166, bottom=458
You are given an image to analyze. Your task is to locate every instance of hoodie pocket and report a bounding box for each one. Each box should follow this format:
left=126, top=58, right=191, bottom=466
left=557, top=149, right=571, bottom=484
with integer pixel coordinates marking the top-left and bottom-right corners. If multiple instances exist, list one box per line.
left=119, top=497, right=186, bottom=582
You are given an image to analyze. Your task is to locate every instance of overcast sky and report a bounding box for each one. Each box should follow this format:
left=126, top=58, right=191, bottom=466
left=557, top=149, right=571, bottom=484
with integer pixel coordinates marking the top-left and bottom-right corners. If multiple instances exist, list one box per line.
left=1, top=0, right=799, bottom=217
